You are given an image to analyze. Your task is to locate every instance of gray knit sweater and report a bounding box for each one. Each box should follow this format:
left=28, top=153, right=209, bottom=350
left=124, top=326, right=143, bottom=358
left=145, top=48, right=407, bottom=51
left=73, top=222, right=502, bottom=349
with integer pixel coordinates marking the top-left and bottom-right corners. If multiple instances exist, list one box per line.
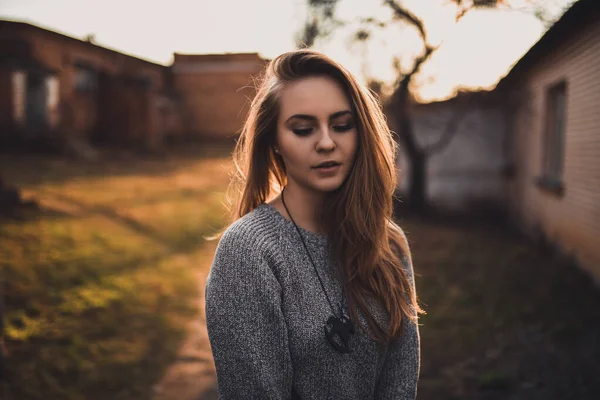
left=205, top=203, right=420, bottom=399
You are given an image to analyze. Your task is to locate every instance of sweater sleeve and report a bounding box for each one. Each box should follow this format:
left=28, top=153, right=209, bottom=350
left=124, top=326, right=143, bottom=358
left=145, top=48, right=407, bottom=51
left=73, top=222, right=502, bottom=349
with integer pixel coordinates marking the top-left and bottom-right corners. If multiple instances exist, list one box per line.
left=205, top=227, right=293, bottom=399
left=374, top=255, right=421, bottom=400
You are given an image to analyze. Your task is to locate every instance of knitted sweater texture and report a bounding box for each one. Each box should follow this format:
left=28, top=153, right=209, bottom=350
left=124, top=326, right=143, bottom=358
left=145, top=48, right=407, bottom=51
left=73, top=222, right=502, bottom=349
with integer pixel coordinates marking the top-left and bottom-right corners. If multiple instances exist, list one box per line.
left=205, top=203, right=420, bottom=399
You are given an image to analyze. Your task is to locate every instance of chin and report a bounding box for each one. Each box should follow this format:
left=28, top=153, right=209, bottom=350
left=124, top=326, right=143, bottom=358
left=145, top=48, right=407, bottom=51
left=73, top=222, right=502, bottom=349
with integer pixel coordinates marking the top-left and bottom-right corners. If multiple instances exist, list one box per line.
left=310, top=177, right=346, bottom=193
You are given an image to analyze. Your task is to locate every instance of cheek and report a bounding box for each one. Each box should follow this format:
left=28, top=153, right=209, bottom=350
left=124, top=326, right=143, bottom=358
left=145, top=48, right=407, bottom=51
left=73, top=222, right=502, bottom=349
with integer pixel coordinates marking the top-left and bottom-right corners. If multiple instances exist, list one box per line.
left=277, top=130, right=307, bottom=167
left=347, top=130, right=359, bottom=159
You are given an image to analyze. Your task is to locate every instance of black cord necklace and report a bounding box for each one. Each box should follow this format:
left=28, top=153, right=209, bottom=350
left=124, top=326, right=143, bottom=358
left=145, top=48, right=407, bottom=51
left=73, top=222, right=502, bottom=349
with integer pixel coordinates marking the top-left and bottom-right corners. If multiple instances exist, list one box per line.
left=281, top=188, right=354, bottom=354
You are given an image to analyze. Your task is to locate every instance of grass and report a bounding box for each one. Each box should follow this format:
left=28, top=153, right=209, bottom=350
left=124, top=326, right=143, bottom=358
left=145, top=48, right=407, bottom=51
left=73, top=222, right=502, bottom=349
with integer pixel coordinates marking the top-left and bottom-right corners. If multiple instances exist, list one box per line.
left=0, top=144, right=234, bottom=400
left=3, top=144, right=600, bottom=399
left=400, top=215, right=600, bottom=399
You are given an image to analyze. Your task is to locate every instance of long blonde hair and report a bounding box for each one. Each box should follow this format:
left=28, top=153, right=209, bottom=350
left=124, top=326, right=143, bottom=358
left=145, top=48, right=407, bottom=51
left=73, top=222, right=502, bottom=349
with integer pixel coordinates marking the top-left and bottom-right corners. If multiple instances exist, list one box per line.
left=227, top=49, right=423, bottom=343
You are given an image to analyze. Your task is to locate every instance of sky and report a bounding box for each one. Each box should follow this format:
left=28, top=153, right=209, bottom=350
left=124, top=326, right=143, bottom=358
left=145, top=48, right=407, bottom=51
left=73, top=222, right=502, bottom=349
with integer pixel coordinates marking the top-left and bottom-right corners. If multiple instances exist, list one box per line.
left=0, top=0, right=575, bottom=102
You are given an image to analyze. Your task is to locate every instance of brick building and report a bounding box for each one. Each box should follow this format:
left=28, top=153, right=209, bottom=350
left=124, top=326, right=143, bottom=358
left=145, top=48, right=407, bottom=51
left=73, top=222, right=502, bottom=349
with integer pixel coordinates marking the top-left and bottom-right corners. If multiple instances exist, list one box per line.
left=0, top=20, right=178, bottom=150
left=0, top=20, right=267, bottom=150
left=172, top=53, right=267, bottom=139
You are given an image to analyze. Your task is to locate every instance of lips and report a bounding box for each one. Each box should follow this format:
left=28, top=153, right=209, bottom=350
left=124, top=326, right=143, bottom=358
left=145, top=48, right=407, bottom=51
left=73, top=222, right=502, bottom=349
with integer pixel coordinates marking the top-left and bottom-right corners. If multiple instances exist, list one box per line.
left=313, top=161, right=341, bottom=168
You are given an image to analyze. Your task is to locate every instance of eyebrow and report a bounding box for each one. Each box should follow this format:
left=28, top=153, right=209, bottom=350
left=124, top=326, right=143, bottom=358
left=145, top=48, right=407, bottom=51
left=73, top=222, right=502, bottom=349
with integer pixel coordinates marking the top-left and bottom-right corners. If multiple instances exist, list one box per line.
left=285, top=110, right=352, bottom=124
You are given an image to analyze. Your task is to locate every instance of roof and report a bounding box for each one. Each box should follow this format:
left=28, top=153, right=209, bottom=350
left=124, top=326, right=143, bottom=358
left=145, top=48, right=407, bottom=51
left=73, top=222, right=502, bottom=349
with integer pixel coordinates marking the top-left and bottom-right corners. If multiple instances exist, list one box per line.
left=412, top=89, right=499, bottom=111
left=172, top=52, right=266, bottom=64
left=496, top=0, right=600, bottom=90
left=0, top=19, right=167, bottom=69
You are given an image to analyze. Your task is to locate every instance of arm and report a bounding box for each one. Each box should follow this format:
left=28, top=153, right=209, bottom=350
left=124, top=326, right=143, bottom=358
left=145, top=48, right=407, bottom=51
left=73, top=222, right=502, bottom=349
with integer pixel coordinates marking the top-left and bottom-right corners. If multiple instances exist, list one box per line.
left=205, top=228, right=293, bottom=399
left=374, top=255, right=421, bottom=400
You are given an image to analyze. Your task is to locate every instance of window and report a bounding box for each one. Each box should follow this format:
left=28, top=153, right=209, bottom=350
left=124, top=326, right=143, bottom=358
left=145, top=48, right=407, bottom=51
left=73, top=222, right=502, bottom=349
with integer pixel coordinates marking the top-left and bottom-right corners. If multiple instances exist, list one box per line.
left=74, top=64, right=97, bottom=92
left=131, top=75, right=152, bottom=90
left=46, top=76, right=60, bottom=129
left=537, top=81, right=567, bottom=195
left=12, top=70, right=26, bottom=126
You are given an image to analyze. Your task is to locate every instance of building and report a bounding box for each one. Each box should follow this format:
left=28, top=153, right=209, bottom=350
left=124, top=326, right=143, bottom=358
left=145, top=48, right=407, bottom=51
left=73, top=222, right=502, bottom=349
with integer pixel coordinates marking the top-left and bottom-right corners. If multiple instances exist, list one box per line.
left=0, top=20, right=175, bottom=151
left=172, top=53, right=266, bottom=139
left=496, top=0, right=600, bottom=281
left=395, top=0, right=600, bottom=282
left=397, top=90, right=509, bottom=213
left=0, top=20, right=267, bottom=151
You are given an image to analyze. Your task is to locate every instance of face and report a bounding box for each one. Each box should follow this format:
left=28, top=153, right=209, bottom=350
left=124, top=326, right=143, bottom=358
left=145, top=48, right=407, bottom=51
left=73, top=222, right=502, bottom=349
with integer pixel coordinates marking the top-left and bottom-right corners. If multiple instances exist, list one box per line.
left=275, top=76, right=358, bottom=195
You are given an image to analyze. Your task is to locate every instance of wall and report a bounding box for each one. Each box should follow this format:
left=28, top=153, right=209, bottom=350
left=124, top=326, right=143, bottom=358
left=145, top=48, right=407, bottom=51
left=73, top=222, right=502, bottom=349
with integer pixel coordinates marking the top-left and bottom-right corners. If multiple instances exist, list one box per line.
left=0, top=21, right=168, bottom=148
left=172, top=53, right=266, bottom=138
left=1, top=22, right=267, bottom=148
left=394, top=95, right=507, bottom=213
left=508, top=17, right=600, bottom=281
left=0, top=67, right=15, bottom=135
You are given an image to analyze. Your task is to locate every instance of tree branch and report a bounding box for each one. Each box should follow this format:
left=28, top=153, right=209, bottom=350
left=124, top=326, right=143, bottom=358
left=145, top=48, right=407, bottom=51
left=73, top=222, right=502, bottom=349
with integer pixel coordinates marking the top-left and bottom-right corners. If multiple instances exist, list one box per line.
left=421, top=89, right=486, bottom=155
left=381, top=1, right=437, bottom=83
left=383, top=0, right=428, bottom=44
left=359, top=17, right=390, bottom=28
left=422, top=108, right=469, bottom=155
left=408, top=45, right=435, bottom=79
left=297, top=0, right=342, bottom=48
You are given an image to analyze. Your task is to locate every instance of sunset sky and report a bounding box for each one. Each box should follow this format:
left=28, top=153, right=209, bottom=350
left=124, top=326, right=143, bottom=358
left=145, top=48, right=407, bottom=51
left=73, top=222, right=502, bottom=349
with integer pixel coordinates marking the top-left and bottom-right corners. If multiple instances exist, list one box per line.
left=0, top=0, right=575, bottom=101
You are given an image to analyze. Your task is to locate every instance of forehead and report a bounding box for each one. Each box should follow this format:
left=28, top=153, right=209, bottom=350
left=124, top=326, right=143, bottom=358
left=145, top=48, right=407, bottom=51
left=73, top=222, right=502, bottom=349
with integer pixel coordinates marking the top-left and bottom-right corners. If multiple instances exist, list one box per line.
left=278, top=76, right=351, bottom=120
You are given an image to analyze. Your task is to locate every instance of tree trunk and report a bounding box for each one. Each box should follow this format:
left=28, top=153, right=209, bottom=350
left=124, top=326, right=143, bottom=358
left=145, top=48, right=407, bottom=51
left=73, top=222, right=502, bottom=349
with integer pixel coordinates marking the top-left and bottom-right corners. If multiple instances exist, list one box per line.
left=392, top=78, right=429, bottom=213
left=407, top=149, right=427, bottom=213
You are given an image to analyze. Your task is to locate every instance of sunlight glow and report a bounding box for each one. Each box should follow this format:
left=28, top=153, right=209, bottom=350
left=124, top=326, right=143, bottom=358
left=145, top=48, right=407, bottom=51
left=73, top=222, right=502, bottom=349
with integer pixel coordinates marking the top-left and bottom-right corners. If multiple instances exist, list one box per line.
left=0, top=0, right=571, bottom=101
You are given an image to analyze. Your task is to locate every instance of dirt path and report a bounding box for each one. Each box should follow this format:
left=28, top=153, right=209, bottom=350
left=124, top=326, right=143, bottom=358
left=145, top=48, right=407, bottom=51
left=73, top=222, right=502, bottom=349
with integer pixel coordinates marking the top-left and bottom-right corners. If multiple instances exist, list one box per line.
left=152, top=244, right=218, bottom=400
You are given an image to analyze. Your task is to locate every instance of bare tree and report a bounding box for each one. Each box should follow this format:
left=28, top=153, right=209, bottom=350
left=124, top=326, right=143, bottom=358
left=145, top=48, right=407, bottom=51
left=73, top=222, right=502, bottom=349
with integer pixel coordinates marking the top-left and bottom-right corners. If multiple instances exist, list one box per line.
left=298, top=0, right=564, bottom=212
left=296, top=0, right=344, bottom=48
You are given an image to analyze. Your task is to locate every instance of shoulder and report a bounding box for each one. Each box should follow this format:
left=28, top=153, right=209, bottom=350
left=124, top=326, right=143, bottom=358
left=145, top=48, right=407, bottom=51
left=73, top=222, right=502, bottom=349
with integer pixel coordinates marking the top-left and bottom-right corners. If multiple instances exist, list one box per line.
left=208, top=205, right=284, bottom=292
left=212, top=204, right=283, bottom=272
left=217, top=204, right=279, bottom=253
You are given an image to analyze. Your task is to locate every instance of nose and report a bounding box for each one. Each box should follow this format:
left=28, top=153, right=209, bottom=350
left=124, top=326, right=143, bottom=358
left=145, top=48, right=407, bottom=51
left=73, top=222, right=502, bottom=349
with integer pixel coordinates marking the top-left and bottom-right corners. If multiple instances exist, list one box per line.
left=316, top=125, right=335, bottom=153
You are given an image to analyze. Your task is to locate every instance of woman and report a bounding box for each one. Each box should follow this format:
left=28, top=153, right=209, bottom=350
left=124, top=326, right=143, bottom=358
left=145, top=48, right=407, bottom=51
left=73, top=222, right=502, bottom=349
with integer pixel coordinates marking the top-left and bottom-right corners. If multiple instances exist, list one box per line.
left=205, top=49, right=423, bottom=399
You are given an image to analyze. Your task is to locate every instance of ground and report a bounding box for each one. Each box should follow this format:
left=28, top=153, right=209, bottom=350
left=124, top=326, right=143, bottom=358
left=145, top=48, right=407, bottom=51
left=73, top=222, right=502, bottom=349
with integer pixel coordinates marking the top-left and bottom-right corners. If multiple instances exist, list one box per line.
left=1, top=146, right=599, bottom=399
left=403, top=215, right=600, bottom=399
left=0, top=145, right=230, bottom=400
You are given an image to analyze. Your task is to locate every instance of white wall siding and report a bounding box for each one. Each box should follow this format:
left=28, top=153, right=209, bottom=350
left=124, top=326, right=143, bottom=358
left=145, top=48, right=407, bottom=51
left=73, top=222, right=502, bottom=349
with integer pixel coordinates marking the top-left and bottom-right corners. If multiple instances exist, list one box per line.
left=398, top=103, right=506, bottom=212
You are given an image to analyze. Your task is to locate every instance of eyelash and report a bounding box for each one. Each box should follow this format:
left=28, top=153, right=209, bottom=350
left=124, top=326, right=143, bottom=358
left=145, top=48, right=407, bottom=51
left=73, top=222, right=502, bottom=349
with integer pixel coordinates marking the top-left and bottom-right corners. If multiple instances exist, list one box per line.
left=292, top=123, right=354, bottom=136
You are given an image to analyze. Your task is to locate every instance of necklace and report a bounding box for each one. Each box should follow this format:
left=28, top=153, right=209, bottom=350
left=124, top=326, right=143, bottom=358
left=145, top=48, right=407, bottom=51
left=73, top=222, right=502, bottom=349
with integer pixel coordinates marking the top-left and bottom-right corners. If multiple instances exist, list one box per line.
left=281, top=188, right=354, bottom=354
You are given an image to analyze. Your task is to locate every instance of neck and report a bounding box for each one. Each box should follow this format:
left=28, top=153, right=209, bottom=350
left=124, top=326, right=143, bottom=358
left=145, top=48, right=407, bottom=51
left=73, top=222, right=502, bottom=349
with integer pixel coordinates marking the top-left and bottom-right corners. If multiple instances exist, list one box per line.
left=279, top=184, right=325, bottom=235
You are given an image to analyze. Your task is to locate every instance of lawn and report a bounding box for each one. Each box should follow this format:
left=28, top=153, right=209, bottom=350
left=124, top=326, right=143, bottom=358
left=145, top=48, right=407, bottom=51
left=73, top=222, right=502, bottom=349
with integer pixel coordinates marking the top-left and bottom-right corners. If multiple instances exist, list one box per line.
left=402, top=214, right=600, bottom=399
left=0, top=144, right=234, bottom=400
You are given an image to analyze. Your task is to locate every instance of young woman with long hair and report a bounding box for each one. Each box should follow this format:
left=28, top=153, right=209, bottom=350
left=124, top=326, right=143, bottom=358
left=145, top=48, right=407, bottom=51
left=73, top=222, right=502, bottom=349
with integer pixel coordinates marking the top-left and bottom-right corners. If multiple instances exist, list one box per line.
left=205, top=49, right=423, bottom=399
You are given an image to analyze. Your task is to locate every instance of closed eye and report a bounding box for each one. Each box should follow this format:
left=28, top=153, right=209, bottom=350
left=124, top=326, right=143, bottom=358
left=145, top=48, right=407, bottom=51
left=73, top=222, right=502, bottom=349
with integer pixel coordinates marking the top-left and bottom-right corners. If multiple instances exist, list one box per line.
left=292, top=127, right=313, bottom=136
left=333, top=123, right=354, bottom=132
left=292, top=122, right=354, bottom=136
